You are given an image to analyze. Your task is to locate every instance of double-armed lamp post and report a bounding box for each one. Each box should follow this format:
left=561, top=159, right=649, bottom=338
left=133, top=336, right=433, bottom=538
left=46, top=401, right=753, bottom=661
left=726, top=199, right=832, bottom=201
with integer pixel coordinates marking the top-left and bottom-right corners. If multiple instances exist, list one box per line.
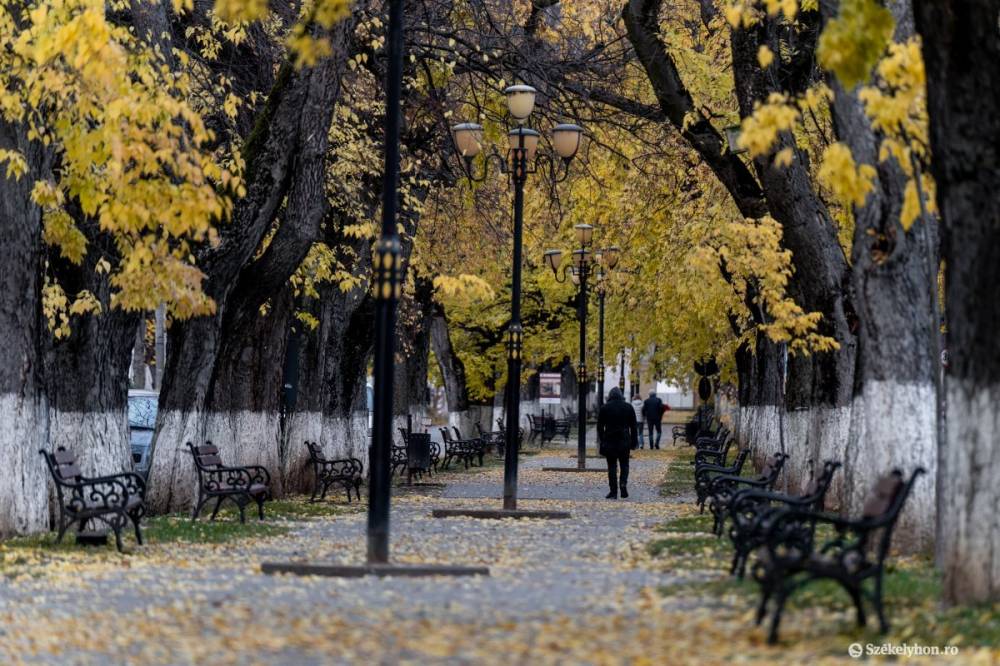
left=543, top=231, right=619, bottom=469
left=450, top=86, right=584, bottom=510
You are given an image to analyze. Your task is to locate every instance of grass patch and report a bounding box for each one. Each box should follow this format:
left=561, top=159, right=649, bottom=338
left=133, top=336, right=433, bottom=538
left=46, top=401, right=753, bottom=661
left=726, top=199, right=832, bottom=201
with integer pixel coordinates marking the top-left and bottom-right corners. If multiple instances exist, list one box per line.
left=659, top=446, right=696, bottom=497
left=0, top=494, right=362, bottom=560
left=648, top=492, right=1000, bottom=650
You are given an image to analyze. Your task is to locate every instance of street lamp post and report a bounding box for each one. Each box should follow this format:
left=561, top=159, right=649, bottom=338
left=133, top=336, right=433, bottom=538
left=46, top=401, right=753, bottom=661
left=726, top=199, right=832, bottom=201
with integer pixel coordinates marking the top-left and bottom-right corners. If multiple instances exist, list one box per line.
left=596, top=268, right=606, bottom=411
left=543, top=235, right=618, bottom=469
left=451, top=89, right=584, bottom=509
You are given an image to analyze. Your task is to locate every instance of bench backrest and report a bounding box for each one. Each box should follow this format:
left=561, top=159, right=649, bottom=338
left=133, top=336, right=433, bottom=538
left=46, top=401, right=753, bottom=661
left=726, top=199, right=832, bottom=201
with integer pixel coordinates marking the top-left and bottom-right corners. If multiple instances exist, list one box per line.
left=188, top=442, right=224, bottom=470
left=801, top=460, right=842, bottom=510
left=732, top=448, right=751, bottom=474
left=758, top=453, right=788, bottom=484
left=305, top=440, right=325, bottom=463
left=452, top=426, right=463, bottom=441
left=439, top=427, right=452, bottom=442
left=861, top=468, right=926, bottom=561
left=40, top=447, right=83, bottom=485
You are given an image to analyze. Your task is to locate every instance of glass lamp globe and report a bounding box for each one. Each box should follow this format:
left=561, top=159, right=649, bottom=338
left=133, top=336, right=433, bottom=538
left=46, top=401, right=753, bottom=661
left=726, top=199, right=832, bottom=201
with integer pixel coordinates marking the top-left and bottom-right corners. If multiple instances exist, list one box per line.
left=451, top=123, right=483, bottom=158
left=552, top=123, right=584, bottom=159
left=504, top=84, right=537, bottom=123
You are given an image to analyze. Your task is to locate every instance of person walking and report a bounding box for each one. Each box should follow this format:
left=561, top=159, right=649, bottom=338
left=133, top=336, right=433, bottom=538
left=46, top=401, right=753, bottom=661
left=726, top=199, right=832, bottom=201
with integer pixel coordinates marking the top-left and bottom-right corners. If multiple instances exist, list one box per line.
left=631, top=394, right=645, bottom=448
left=642, top=390, right=665, bottom=449
left=597, top=387, right=639, bottom=499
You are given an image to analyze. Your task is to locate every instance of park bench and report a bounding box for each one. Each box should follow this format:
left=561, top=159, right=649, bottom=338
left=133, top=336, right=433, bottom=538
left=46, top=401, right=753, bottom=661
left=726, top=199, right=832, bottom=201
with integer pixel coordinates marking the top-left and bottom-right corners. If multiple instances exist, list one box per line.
left=40, top=447, right=147, bottom=552
left=694, top=447, right=750, bottom=510
left=439, top=427, right=485, bottom=469
left=691, top=427, right=732, bottom=466
left=750, top=468, right=925, bottom=644
left=707, top=452, right=789, bottom=535
left=726, top=460, right=842, bottom=578
left=187, top=442, right=272, bottom=522
left=526, top=414, right=546, bottom=444
left=304, top=441, right=363, bottom=503
left=476, top=422, right=505, bottom=455
left=671, top=424, right=686, bottom=445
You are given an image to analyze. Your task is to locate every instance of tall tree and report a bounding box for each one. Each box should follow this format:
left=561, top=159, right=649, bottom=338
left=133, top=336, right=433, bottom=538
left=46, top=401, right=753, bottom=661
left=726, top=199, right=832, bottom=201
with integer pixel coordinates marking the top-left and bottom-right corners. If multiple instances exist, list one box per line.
left=914, top=0, right=1000, bottom=602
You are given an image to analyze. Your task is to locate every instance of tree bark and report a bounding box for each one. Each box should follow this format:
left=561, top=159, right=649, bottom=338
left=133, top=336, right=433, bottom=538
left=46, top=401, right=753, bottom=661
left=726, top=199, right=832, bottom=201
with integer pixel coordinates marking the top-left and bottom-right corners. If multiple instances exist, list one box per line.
left=393, top=276, right=435, bottom=432
left=430, top=304, right=477, bottom=433
left=131, top=319, right=147, bottom=390
left=0, top=120, right=50, bottom=536
left=914, top=0, right=1000, bottom=603
left=147, top=16, right=359, bottom=512
left=819, top=0, right=937, bottom=551
left=729, top=12, right=857, bottom=497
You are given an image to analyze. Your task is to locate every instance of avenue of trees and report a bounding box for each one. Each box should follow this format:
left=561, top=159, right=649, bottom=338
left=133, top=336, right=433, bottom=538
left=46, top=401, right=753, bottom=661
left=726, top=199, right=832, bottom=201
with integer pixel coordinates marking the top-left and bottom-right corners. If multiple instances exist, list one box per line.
left=0, top=0, right=996, bottom=604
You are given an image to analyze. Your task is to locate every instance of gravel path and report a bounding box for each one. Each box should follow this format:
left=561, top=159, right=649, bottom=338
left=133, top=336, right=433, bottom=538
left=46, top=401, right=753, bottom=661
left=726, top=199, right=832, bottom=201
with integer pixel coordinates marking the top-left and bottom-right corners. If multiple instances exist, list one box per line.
left=0, top=445, right=705, bottom=664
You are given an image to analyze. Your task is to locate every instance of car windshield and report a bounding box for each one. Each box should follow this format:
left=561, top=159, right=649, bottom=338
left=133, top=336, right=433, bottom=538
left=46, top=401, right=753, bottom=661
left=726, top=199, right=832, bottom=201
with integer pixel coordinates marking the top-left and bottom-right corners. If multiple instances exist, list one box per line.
left=128, top=396, right=158, bottom=429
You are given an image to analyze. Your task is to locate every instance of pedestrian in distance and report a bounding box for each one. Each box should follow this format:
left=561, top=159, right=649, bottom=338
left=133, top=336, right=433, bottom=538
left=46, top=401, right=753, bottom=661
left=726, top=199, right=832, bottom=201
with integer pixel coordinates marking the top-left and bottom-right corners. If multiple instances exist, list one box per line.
left=597, top=387, right=639, bottom=499
left=642, top=390, right=665, bottom=449
left=631, top=394, right=645, bottom=448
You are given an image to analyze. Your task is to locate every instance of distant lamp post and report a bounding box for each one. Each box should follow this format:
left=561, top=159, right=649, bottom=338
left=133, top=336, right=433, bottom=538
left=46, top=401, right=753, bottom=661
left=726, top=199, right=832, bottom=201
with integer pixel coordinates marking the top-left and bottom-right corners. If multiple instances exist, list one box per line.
left=594, top=246, right=619, bottom=411
left=544, top=227, right=618, bottom=469
left=450, top=86, right=584, bottom=510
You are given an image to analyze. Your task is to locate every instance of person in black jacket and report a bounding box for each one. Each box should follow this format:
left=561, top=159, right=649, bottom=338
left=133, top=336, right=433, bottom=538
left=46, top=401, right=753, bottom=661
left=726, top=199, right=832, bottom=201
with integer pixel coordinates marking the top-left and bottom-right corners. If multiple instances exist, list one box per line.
left=597, top=387, right=639, bottom=499
left=641, top=390, right=665, bottom=450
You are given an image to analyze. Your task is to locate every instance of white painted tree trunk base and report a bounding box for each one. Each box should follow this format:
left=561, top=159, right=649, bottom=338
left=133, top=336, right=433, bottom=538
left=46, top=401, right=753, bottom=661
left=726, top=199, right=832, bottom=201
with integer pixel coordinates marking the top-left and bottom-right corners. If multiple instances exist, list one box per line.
left=739, top=405, right=851, bottom=506
left=146, top=410, right=284, bottom=513
left=0, top=393, right=49, bottom=536
left=939, top=381, right=999, bottom=601
left=846, top=380, right=937, bottom=552
left=47, top=410, right=131, bottom=475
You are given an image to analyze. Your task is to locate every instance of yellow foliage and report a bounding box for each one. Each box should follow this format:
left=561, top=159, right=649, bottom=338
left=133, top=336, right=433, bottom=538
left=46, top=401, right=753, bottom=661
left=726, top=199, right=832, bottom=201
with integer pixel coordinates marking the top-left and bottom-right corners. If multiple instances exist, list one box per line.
left=1, top=0, right=241, bottom=325
left=433, top=275, right=496, bottom=303
left=757, top=45, right=774, bottom=69
left=817, top=0, right=895, bottom=88
left=817, top=143, right=876, bottom=207
left=738, top=93, right=800, bottom=157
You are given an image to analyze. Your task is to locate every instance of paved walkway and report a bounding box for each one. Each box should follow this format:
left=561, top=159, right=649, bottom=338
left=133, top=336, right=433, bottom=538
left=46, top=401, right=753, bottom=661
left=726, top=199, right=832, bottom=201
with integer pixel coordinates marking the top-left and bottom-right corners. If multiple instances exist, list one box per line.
left=0, top=444, right=883, bottom=664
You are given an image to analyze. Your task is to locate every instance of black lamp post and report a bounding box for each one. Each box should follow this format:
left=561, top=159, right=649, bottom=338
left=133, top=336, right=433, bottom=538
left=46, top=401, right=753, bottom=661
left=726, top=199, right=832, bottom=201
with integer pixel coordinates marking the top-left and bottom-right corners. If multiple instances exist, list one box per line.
left=543, top=234, right=619, bottom=469
left=262, top=0, right=489, bottom=577
left=450, top=90, right=584, bottom=510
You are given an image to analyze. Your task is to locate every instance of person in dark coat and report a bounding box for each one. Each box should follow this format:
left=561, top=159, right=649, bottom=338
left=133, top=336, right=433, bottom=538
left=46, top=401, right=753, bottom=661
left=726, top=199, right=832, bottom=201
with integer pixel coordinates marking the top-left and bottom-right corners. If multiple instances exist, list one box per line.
left=597, top=387, right=639, bottom=499
left=641, top=390, right=665, bottom=449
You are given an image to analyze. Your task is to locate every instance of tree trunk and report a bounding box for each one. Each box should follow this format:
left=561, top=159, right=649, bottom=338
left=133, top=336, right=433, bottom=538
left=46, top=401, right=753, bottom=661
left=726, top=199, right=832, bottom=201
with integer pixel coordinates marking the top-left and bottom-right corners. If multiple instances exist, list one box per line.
left=42, top=252, right=138, bottom=479
left=0, top=120, right=49, bottom=536
left=818, top=0, right=938, bottom=550
left=131, top=319, right=147, bottom=390
left=154, top=304, right=165, bottom=389
left=730, top=13, right=857, bottom=498
left=393, top=277, right=435, bottom=433
left=146, top=16, right=358, bottom=512
left=914, top=0, right=1000, bottom=603
left=430, top=305, right=477, bottom=434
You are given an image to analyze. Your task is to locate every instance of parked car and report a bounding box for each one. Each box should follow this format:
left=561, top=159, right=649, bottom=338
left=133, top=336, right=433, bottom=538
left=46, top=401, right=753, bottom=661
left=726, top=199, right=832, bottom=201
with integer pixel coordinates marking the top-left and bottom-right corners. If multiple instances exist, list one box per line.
left=128, top=389, right=158, bottom=476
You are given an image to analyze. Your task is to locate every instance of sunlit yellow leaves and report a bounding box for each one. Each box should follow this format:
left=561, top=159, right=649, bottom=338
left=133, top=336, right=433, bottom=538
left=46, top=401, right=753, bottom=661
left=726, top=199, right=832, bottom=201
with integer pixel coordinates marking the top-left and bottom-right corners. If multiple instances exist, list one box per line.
left=817, top=0, right=895, bottom=89
left=900, top=175, right=937, bottom=231
left=737, top=94, right=800, bottom=157
left=817, top=143, right=876, bottom=207
left=773, top=147, right=793, bottom=168
left=1, top=0, right=238, bottom=327
left=42, top=209, right=88, bottom=264
left=763, top=0, right=797, bottom=18
left=0, top=148, right=27, bottom=178
left=213, top=0, right=266, bottom=25
left=433, top=274, right=496, bottom=303
left=757, top=45, right=774, bottom=68
left=42, top=277, right=101, bottom=339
